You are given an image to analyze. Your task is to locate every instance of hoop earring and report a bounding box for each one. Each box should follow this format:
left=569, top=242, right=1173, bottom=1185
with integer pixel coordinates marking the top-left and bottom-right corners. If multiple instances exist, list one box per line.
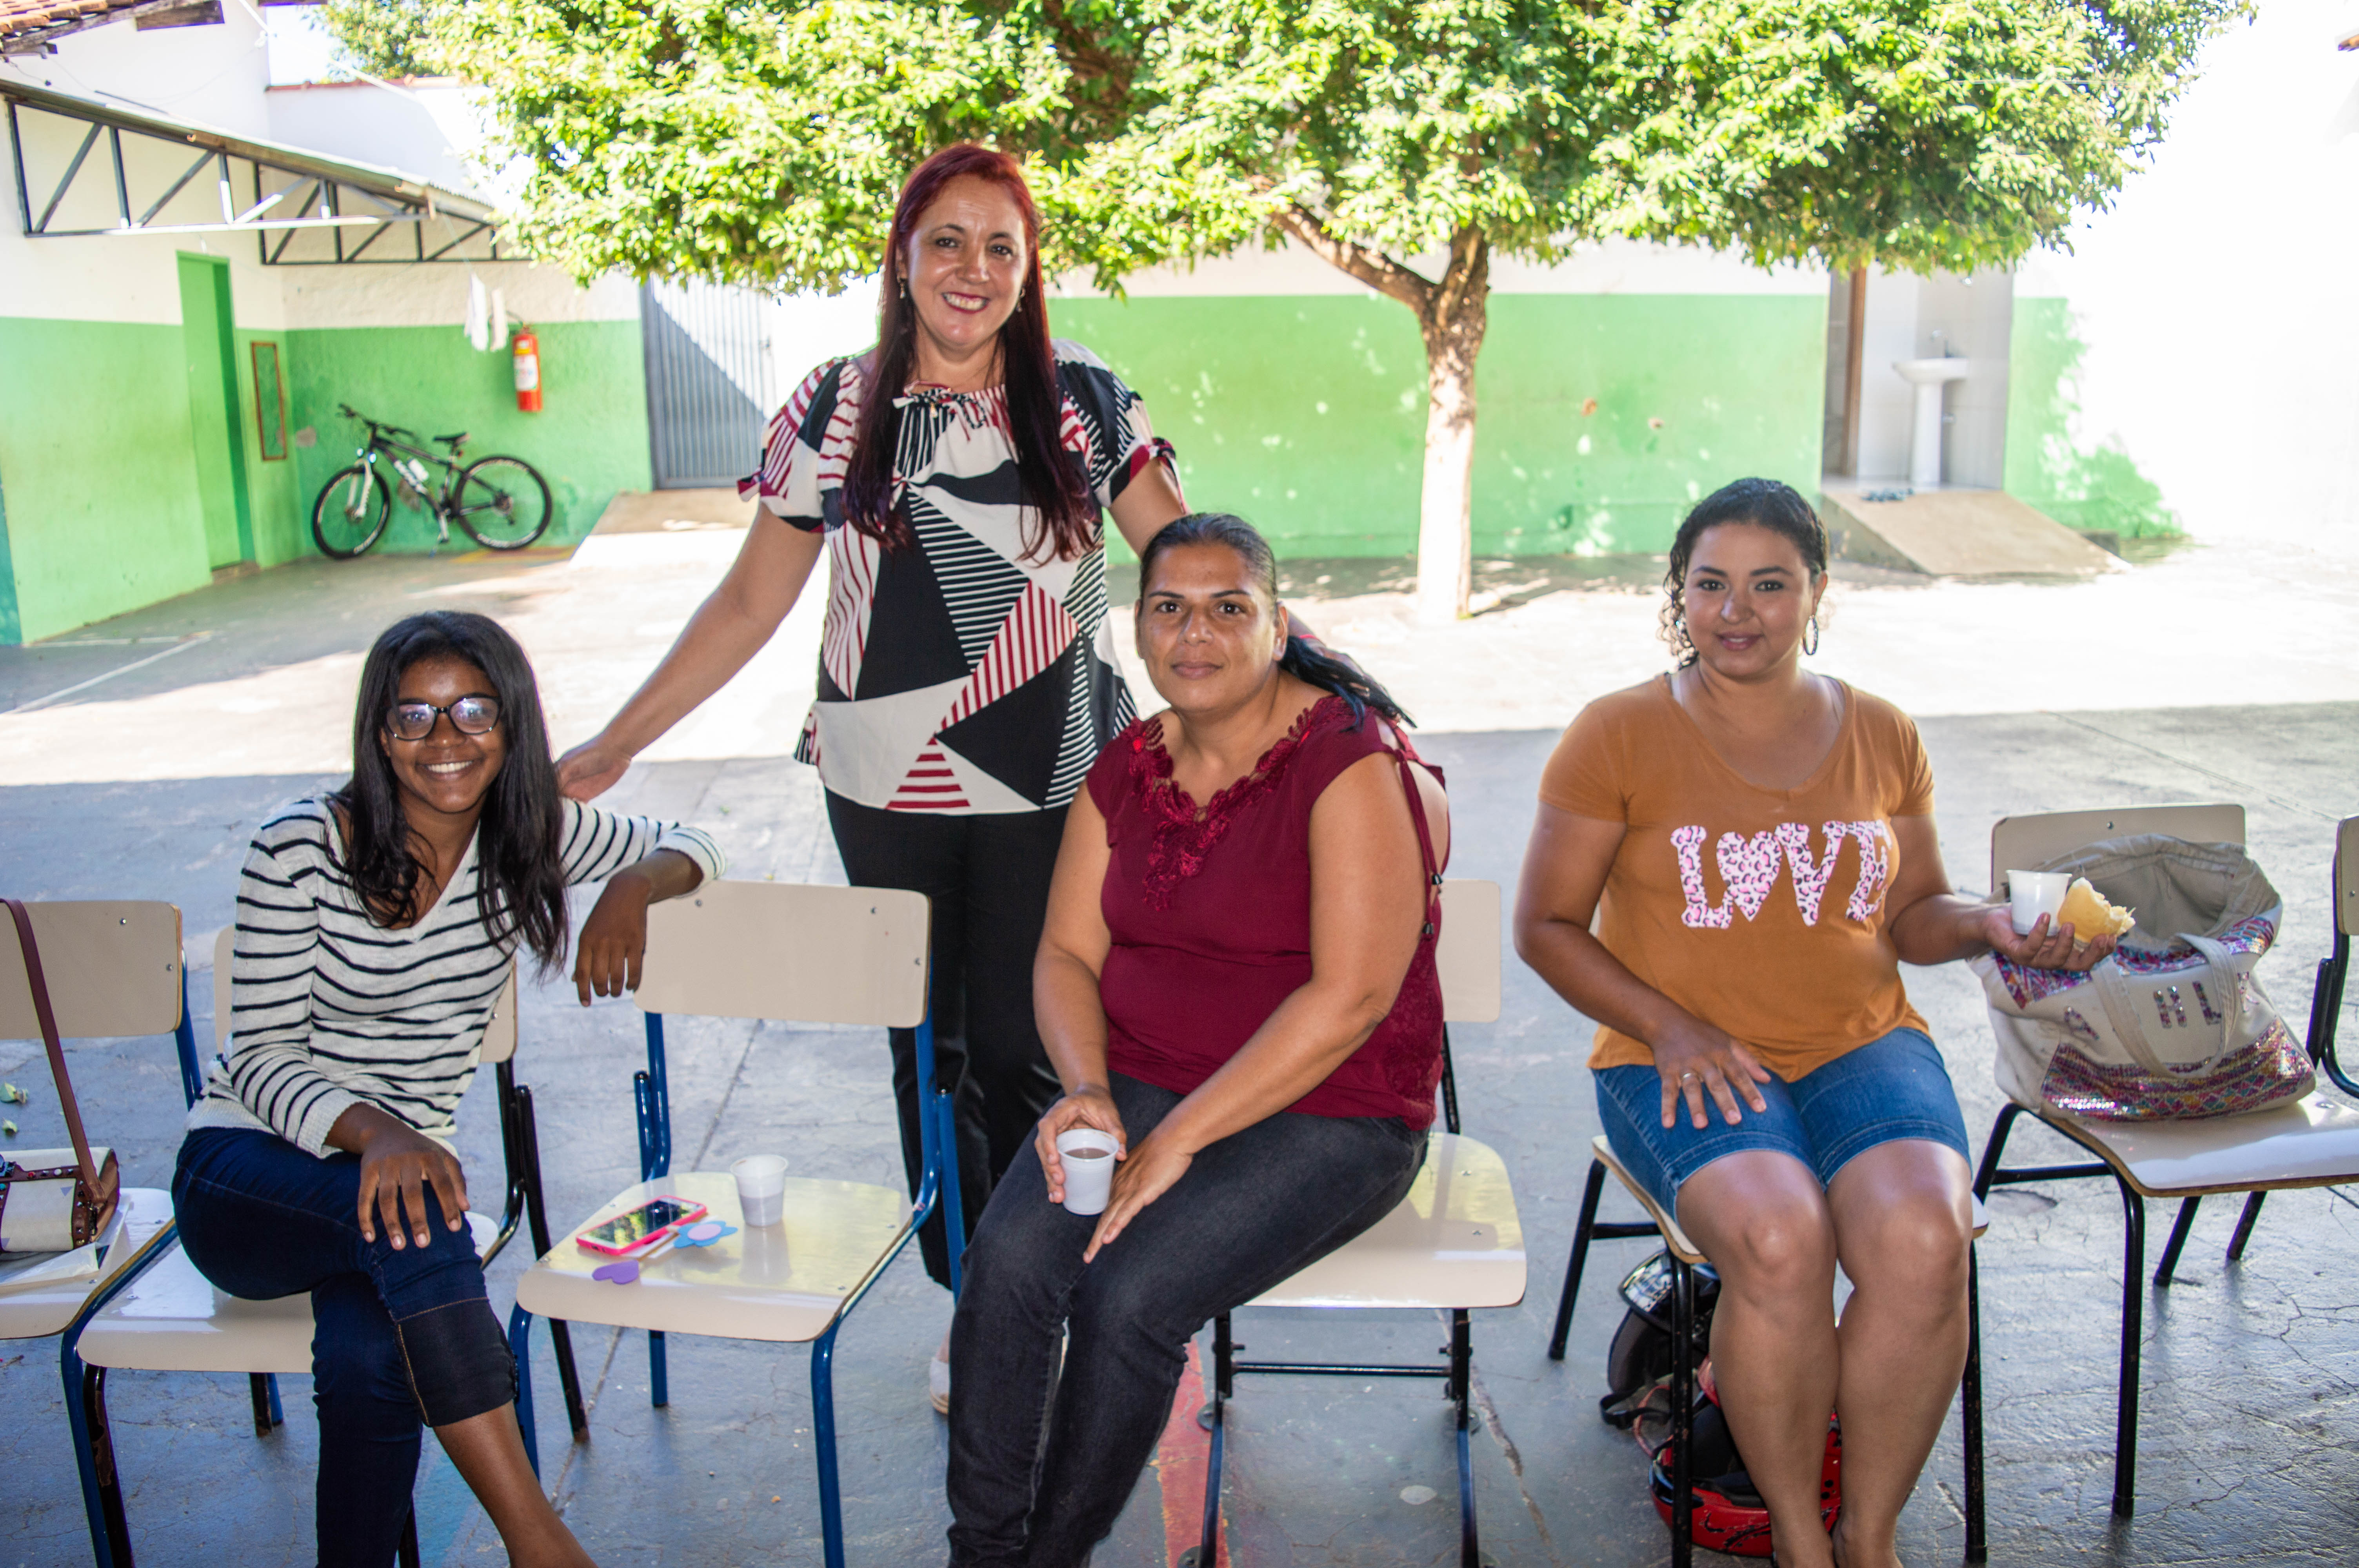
left=1803, top=615, right=1820, bottom=657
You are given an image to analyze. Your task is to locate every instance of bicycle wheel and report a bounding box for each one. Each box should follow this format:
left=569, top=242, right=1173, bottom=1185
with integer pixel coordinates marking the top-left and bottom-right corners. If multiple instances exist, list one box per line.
left=312, top=465, right=392, bottom=558
left=451, top=455, right=553, bottom=550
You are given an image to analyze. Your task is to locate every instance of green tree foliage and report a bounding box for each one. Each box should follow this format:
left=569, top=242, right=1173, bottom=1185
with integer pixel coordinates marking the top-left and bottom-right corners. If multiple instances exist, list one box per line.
left=418, top=0, right=2241, bottom=613
left=320, top=0, right=438, bottom=80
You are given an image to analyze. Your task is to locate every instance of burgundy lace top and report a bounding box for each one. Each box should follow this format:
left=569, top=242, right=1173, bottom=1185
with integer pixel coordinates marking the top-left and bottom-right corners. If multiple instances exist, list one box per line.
left=1084, top=694, right=1448, bottom=1129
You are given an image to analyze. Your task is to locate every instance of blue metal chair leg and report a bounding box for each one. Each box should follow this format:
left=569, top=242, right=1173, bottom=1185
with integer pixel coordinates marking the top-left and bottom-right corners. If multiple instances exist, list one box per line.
left=812, top=1319, right=848, bottom=1568
left=507, top=1304, right=541, bottom=1477
left=62, top=1223, right=179, bottom=1568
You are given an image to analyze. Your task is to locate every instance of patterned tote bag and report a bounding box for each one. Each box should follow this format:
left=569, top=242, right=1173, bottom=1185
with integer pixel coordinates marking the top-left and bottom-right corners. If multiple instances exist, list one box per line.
left=1969, top=835, right=2313, bottom=1121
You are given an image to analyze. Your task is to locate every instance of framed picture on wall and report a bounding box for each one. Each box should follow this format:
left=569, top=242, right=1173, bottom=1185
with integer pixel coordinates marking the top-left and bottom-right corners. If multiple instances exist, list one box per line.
left=251, top=341, right=289, bottom=461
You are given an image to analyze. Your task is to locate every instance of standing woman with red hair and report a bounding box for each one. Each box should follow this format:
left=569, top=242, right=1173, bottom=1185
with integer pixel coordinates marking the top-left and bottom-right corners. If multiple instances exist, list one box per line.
left=560, top=146, right=1189, bottom=1405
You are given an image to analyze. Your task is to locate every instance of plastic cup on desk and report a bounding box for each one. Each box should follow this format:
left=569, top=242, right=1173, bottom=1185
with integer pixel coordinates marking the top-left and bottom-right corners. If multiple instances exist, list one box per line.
left=1054, top=1129, right=1120, bottom=1217
left=2007, top=871, right=2071, bottom=936
left=731, top=1155, right=789, bottom=1228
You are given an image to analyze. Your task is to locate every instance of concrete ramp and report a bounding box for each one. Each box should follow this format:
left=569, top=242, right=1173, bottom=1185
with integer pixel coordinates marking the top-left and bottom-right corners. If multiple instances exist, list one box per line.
left=1819, top=485, right=2118, bottom=577
left=589, top=488, right=754, bottom=535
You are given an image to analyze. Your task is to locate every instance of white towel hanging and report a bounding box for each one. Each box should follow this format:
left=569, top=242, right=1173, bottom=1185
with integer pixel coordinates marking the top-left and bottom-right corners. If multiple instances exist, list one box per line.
left=465, top=274, right=490, bottom=352
left=489, top=287, right=509, bottom=352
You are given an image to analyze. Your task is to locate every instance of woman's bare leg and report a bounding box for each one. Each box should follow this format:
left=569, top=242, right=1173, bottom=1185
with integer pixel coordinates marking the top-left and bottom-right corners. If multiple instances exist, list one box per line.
left=435, top=1403, right=596, bottom=1568
left=1677, top=1151, right=1841, bottom=1568
left=1823, top=1140, right=1975, bottom=1568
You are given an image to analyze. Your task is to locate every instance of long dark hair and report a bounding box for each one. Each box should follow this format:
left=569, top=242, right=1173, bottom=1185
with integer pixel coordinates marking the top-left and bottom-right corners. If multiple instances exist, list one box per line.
left=1660, top=477, right=1830, bottom=667
left=841, top=144, right=1095, bottom=563
left=334, top=612, right=569, bottom=974
left=1138, top=513, right=1414, bottom=731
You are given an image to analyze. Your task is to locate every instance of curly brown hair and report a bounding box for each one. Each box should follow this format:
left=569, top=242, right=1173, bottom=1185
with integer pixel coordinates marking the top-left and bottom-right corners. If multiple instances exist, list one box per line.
left=1659, top=478, right=1830, bottom=666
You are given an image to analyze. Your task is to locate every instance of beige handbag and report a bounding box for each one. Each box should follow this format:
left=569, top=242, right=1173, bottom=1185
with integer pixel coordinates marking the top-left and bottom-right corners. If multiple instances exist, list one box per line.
left=1969, top=837, right=2312, bottom=1121
left=0, top=898, right=120, bottom=1253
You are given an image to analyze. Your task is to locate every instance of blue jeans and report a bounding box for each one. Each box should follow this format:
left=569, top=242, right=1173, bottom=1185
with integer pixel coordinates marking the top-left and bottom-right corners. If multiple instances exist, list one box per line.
left=173, top=1127, right=516, bottom=1568
left=945, top=1073, right=1427, bottom=1567
left=1594, top=1026, right=1971, bottom=1217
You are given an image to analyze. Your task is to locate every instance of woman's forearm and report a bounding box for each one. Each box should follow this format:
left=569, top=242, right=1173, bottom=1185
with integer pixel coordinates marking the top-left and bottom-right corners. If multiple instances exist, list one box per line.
left=609, top=848, right=703, bottom=903
left=1888, top=892, right=1997, bottom=965
left=598, top=586, right=785, bottom=757
left=1035, top=949, right=1115, bottom=1095
left=1516, top=915, right=1708, bottom=1053
left=1146, top=978, right=1395, bottom=1156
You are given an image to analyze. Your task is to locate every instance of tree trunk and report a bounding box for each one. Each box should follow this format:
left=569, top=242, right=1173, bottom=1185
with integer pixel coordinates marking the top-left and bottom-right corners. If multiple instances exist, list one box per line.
left=1414, top=230, right=1488, bottom=622
left=1268, top=207, right=1492, bottom=622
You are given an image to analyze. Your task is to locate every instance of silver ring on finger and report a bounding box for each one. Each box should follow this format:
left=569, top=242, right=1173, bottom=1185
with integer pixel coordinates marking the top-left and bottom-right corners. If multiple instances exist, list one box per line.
left=1679, top=1070, right=1699, bottom=1082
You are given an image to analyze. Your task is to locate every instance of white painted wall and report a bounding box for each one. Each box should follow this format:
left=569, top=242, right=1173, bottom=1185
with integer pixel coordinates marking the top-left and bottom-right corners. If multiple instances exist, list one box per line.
left=2013, top=3, right=2359, bottom=548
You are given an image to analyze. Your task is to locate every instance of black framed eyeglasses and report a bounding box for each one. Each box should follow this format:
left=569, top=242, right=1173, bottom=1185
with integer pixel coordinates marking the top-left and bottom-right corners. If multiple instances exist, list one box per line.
left=386, top=695, right=502, bottom=740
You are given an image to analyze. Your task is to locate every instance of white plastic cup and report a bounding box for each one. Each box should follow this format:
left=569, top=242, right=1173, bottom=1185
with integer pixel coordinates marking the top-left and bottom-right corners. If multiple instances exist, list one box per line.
left=1054, top=1129, right=1120, bottom=1217
left=2007, top=871, right=2071, bottom=936
left=731, top=1154, right=789, bottom=1228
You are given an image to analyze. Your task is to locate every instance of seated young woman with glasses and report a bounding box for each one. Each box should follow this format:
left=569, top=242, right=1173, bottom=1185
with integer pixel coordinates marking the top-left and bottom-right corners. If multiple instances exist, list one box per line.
left=171, top=610, right=723, bottom=1568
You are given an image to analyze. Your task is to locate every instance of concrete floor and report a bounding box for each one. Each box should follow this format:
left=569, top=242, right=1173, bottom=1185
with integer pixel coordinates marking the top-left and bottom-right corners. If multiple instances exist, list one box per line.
left=2, top=534, right=2356, bottom=1567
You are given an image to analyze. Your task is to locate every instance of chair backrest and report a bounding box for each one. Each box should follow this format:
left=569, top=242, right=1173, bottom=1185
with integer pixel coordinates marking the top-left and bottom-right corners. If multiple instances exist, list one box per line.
left=211, top=926, right=517, bottom=1063
left=1436, top=880, right=1501, bottom=1024
left=0, top=901, right=184, bottom=1040
left=1990, top=803, right=2245, bottom=887
left=2339, top=817, right=2359, bottom=938
left=636, top=881, right=929, bottom=1027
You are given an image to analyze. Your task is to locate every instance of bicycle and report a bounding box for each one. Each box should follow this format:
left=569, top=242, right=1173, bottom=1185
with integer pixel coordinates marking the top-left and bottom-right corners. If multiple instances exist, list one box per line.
left=311, top=403, right=555, bottom=559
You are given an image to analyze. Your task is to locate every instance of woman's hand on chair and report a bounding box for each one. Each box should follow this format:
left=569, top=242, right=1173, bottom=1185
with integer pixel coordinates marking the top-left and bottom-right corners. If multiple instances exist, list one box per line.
left=1977, top=905, right=2116, bottom=972
left=1653, top=1022, right=1773, bottom=1130
left=1035, top=1084, right=1126, bottom=1207
left=1083, top=1131, right=1190, bottom=1263
left=574, top=870, right=656, bottom=1005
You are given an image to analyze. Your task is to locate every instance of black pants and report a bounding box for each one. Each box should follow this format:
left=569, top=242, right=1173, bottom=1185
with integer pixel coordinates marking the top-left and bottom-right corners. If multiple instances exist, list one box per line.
left=945, top=1073, right=1427, bottom=1566
left=827, top=791, right=1068, bottom=1288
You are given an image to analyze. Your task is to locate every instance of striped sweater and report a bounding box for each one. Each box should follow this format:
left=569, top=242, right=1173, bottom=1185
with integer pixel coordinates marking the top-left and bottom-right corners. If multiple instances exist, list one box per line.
left=187, top=796, right=727, bottom=1156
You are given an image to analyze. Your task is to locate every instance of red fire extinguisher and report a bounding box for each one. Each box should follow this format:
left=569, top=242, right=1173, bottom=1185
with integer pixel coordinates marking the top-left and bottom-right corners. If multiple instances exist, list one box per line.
left=513, top=328, right=542, bottom=413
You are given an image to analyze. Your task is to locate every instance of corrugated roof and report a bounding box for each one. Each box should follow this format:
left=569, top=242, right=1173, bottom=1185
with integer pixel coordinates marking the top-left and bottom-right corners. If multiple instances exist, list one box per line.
left=4, top=0, right=182, bottom=53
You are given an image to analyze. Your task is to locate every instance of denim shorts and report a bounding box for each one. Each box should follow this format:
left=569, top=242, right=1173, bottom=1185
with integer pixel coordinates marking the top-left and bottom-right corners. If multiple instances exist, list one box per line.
left=1593, top=1026, right=1970, bottom=1216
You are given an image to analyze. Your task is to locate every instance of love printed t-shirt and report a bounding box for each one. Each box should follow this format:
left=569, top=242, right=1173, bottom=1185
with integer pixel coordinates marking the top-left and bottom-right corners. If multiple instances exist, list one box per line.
left=1539, top=675, right=1933, bottom=1080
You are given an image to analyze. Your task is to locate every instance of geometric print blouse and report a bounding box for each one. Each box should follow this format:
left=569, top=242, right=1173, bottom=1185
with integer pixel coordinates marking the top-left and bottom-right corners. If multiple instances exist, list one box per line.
left=742, top=340, right=1176, bottom=814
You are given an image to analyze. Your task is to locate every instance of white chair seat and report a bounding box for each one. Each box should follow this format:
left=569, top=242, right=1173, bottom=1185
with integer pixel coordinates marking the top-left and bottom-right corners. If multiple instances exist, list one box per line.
left=2036, top=1092, right=2359, bottom=1196
left=1249, top=1134, right=1525, bottom=1310
left=516, top=1171, right=909, bottom=1344
left=0, top=1188, right=174, bottom=1342
left=78, top=1210, right=501, bottom=1374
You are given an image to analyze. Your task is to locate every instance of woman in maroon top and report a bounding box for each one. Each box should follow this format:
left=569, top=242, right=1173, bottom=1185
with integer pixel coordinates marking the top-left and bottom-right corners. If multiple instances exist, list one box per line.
left=943, top=513, right=1450, bottom=1566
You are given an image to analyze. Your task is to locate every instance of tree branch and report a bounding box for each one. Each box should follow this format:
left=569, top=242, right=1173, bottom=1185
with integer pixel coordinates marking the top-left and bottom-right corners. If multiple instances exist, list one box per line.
left=1270, top=203, right=1434, bottom=315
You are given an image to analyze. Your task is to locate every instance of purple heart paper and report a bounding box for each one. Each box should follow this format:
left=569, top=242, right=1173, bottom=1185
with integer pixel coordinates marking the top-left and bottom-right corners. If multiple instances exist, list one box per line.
left=676, top=1221, right=737, bottom=1248
left=591, top=1259, right=640, bottom=1284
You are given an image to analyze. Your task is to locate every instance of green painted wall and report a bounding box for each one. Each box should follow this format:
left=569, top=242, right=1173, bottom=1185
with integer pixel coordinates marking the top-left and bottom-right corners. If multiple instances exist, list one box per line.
left=233, top=327, right=312, bottom=568
left=282, top=320, right=651, bottom=554
left=0, top=465, right=20, bottom=644
left=2004, top=296, right=2177, bottom=538
left=176, top=254, right=254, bottom=569
left=1055, top=292, right=1825, bottom=560
left=0, top=316, right=214, bottom=643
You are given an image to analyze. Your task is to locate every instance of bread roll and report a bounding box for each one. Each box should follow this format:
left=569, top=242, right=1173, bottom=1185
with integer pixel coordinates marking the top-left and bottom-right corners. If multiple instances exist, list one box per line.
left=2056, top=877, right=2135, bottom=943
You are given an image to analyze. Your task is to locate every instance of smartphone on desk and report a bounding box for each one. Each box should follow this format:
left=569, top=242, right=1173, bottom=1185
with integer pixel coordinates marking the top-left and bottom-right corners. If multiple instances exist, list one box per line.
left=574, top=1196, right=708, bottom=1257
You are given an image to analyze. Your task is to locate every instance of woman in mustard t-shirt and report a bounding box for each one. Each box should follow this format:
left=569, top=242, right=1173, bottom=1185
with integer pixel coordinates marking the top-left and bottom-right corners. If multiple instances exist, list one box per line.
left=1513, top=479, right=2114, bottom=1568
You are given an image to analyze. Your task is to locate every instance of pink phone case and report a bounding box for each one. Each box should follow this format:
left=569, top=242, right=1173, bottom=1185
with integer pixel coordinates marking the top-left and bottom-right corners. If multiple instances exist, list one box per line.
left=574, top=1196, right=709, bottom=1257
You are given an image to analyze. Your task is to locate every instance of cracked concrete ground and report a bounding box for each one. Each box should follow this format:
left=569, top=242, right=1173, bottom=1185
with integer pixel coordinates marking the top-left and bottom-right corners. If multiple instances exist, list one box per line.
left=2, top=532, right=2356, bottom=1567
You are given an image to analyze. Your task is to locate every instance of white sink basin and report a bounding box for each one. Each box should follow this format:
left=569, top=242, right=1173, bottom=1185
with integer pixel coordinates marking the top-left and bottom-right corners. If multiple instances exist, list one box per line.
left=1895, top=356, right=1970, bottom=385
left=1895, top=358, right=1968, bottom=484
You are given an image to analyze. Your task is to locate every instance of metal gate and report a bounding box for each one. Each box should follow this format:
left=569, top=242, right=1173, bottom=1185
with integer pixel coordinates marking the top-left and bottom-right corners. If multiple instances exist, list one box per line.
left=641, top=280, right=774, bottom=490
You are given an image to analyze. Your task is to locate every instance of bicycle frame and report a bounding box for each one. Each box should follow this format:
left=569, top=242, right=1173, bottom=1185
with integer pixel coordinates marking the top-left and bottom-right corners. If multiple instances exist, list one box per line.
left=353, top=423, right=469, bottom=545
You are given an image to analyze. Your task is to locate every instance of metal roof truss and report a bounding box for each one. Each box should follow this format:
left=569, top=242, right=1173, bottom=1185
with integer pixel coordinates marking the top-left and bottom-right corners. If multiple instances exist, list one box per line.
left=4, top=92, right=499, bottom=264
